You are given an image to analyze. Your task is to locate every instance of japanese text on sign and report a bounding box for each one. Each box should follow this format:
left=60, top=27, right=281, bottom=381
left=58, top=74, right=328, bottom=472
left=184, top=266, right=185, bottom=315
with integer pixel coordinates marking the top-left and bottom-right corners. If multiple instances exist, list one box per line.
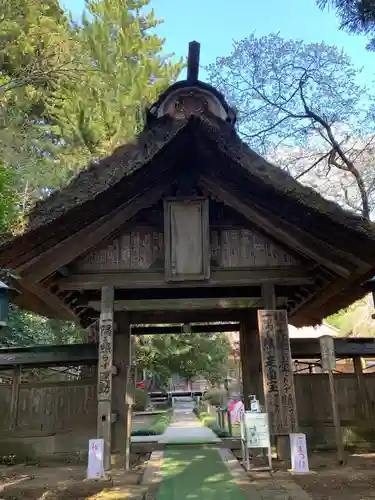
left=258, top=310, right=298, bottom=435
left=242, top=412, right=270, bottom=449
left=87, top=439, right=104, bottom=478
left=290, top=433, right=309, bottom=473
left=98, top=315, right=113, bottom=400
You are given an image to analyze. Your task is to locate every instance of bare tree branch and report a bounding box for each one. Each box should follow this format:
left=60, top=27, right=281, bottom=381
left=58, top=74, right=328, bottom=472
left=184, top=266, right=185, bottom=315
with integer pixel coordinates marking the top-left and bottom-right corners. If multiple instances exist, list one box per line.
left=298, top=76, right=370, bottom=219
left=295, top=151, right=331, bottom=180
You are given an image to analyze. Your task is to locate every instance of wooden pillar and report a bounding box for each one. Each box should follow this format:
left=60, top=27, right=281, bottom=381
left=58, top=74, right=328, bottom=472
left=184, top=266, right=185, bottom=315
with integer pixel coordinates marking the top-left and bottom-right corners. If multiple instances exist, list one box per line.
left=97, top=286, right=114, bottom=471
left=320, top=335, right=344, bottom=464
left=240, top=315, right=264, bottom=410
left=112, top=313, right=133, bottom=469
left=9, top=365, right=21, bottom=432
left=262, top=283, right=276, bottom=310
left=83, top=320, right=98, bottom=378
left=258, top=303, right=298, bottom=464
left=353, top=356, right=370, bottom=419
left=239, top=322, right=251, bottom=410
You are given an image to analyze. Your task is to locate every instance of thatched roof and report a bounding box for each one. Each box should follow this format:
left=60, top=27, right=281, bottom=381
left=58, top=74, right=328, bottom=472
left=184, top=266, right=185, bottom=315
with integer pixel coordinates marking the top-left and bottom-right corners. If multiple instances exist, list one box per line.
left=27, top=116, right=186, bottom=231
left=1, top=111, right=375, bottom=327
left=24, top=113, right=375, bottom=248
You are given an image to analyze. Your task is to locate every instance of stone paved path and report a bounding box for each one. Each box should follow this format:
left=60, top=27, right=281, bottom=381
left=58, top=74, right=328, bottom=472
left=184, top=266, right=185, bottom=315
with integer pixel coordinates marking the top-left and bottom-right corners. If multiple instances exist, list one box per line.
left=158, top=400, right=219, bottom=444
left=145, top=403, right=312, bottom=499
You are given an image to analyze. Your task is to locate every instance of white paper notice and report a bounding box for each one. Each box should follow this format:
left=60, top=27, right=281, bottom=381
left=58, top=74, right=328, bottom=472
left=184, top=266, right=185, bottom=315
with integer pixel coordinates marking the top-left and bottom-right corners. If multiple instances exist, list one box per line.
left=290, top=433, right=309, bottom=473
left=244, top=412, right=270, bottom=449
left=87, top=439, right=104, bottom=479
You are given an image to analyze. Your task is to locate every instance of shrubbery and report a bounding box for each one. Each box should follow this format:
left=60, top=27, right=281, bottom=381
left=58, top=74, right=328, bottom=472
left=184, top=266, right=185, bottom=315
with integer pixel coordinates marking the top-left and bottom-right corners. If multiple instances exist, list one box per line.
left=133, top=387, right=150, bottom=411
left=131, top=409, right=173, bottom=436
left=194, top=403, right=231, bottom=438
left=202, top=387, right=226, bottom=406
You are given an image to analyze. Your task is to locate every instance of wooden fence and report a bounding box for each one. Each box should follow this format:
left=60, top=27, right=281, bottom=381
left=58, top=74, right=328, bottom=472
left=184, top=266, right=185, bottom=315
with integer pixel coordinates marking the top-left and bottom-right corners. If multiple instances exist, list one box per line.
left=0, top=379, right=96, bottom=437
left=295, top=373, right=375, bottom=425
left=0, top=373, right=374, bottom=438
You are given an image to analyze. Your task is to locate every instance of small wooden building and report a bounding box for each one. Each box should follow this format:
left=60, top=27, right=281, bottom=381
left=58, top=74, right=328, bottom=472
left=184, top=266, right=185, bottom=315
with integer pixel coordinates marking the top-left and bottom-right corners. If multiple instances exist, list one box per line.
left=2, top=42, right=375, bottom=468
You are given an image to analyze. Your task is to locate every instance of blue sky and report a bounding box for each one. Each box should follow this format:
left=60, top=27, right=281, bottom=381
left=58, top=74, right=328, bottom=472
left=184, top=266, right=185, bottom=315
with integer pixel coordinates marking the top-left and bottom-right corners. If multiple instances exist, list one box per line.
left=61, top=0, right=374, bottom=83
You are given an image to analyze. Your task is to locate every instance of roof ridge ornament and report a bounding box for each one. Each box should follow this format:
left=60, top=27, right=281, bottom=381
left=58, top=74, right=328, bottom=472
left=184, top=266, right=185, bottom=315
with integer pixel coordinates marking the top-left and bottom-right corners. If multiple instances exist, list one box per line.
left=187, top=41, right=200, bottom=84
left=147, top=42, right=236, bottom=125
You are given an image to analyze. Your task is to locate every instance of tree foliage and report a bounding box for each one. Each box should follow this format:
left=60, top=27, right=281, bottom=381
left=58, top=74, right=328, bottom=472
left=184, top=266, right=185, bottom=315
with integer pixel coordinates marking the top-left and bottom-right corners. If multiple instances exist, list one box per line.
left=0, top=0, right=183, bottom=221
left=318, top=0, right=375, bottom=50
left=165, top=333, right=231, bottom=384
left=207, top=34, right=375, bottom=218
left=49, top=0, right=182, bottom=177
left=0, top=0, right=182, bottom=346
left=135, top=332, right=231, bottom=388
left=326, top=296, right=375, bottom=337
left=0, top=165, right=17, bottom=233
left=0, top=307, right=84, bottom=347
left=0, top=0, right=82, bottom=215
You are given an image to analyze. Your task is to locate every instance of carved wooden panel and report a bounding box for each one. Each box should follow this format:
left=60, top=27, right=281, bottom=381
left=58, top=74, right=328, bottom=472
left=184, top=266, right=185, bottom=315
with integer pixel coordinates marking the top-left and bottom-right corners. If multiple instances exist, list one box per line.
left=73, top=228, right=297, bottom=273
left=164, top=199, right=210, bottom=281
left=74, top=230, right=164, bottom=272
left=211, top=229, right=298, bottom=268
left=258, top=310, right=298, bottom=435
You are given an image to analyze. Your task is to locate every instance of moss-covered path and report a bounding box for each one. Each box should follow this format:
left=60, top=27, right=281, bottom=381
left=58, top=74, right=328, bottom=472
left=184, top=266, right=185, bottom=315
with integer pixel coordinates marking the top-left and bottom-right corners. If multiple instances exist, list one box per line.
left=155, top=448, right=247, bottom=500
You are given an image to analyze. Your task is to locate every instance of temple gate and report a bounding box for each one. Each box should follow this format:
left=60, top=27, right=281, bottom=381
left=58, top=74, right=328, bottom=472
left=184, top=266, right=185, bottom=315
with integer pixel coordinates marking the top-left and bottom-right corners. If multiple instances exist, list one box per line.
left=2, top=42, right=375, bottom=469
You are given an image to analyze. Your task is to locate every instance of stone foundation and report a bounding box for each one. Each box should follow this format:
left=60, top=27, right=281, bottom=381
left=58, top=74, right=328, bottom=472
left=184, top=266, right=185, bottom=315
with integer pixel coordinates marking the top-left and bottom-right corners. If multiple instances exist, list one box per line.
left=0, top=429, right=94, bottom=462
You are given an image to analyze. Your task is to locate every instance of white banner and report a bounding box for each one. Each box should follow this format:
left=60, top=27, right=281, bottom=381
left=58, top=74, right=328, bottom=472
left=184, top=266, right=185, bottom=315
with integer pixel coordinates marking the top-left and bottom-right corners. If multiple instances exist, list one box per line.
left=290, top=433, right=309, bottom=473
left=87, top=439, right=104, bottom=479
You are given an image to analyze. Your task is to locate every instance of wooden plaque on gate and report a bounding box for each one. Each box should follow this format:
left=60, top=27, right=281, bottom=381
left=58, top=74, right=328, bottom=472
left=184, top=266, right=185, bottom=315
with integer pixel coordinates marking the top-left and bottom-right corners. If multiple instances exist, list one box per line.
left=258, top=310, right=298, bottom=435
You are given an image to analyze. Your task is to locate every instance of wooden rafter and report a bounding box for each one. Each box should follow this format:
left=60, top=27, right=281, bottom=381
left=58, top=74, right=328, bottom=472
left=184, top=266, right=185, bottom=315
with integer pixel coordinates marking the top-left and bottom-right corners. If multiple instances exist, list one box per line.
left=293, top=275, right=361, bottom=320
left=55, top=267, right=315, bottom=291
left=199, top=176, right=366, bottom=278
left=19, top=181, right=172, bottom=286
left=28, top=283, right=80, bottom=323
left=73, top=284, right=298, bottom=304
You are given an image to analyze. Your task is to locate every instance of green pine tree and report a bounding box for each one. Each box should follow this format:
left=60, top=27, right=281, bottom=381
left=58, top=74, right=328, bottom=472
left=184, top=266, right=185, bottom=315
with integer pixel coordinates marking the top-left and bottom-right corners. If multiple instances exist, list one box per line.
left=47, top=0, right=183, bottom=178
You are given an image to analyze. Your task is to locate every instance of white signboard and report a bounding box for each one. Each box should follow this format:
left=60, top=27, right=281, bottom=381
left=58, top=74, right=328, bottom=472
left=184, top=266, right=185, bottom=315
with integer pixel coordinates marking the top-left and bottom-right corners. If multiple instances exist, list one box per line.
left=241, top=411, right=272, bottom=471
left=243, top=412, right=270, bottom=448
left=87, top=439, right=104, bottom=479
left=290, top=433, right=309, bottom=473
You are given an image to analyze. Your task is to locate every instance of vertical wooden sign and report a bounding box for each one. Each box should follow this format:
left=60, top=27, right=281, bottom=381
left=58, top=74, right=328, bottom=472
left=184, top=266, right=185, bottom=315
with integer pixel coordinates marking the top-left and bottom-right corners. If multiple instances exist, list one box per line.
left=320, top=335, right=336, bottom=372
left=258, top=310, right=297, bottom=435
left=98, top=312, right=113, bottom=400
left=97, top=286, right=114, bottom=472
left=319, top=335, right=344, bottom=464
